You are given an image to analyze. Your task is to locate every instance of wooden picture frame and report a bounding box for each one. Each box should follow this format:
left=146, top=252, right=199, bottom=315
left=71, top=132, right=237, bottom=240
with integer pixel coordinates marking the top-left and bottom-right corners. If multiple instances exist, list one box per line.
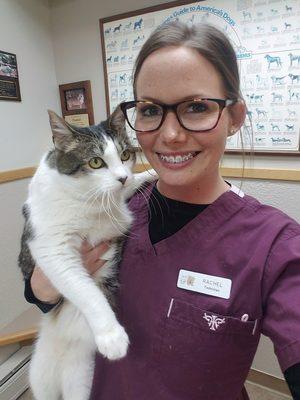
left=99, top=0, right=300, bottom=155
left=0, top=50, right=21, bottom=102
left=59, top=80, right=94, bottom=126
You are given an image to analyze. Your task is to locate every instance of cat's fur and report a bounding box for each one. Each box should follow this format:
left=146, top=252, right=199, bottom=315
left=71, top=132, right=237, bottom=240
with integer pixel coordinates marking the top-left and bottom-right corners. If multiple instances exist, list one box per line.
left=18, top=108, right=155, bottom=400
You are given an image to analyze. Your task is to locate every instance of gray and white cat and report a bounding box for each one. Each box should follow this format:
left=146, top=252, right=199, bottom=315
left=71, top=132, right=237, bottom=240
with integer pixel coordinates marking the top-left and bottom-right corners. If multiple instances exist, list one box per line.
left=18, top=108, right=155, bottom=400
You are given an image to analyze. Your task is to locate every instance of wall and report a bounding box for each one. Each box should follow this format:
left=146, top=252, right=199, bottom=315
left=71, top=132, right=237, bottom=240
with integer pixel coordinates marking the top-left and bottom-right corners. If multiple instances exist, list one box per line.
left=0, top=0, right=60, bottom=329
left=0, top=179, right=31, bottom=329
left=0, top=0, right=60, bottom=172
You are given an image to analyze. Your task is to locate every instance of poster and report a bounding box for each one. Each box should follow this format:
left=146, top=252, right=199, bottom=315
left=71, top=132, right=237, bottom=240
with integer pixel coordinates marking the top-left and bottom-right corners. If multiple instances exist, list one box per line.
left=101, top=0, right=300, bottom=152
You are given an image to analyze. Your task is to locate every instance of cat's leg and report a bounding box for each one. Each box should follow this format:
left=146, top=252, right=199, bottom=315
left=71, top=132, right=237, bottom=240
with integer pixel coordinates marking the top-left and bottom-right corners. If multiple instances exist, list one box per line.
left=29, top=333, right=62, bottom=400
left=29, top=242, right=129, bottom=360
left=124, top=169, right=158, bottom=199
left=61, top=343, right=95, bottom=400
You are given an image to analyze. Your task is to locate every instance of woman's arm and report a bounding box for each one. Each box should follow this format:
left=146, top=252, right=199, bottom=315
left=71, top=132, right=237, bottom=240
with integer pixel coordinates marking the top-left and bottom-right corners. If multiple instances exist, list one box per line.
left=30, top=266, right=61, bottom=304
left=284, top=363, right=300, bottom=399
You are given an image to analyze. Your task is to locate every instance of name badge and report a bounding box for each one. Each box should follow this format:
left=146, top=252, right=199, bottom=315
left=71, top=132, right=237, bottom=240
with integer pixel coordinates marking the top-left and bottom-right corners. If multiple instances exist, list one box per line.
left=177, top=269, right=232, bottom=299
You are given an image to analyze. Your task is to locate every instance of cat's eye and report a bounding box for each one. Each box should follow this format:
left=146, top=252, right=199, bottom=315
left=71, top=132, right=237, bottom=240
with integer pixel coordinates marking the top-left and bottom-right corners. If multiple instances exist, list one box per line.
left=88, top=157, right=105, bottom=169
left=120, top=150, right=131, bottom=162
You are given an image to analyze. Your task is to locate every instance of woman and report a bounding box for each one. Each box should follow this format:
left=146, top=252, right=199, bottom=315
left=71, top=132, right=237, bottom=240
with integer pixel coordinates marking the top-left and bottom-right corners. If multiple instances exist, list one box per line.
left=26, top=22, right=300, bottom=399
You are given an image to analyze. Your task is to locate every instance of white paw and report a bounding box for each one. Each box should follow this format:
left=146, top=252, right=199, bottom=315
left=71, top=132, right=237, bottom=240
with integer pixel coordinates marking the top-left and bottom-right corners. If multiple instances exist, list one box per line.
left=95, top=324, right=129, bottom=360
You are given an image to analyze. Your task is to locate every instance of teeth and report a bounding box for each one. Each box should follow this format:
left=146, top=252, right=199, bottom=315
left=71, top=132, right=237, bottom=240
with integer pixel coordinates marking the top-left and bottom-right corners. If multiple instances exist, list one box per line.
left=159, top=152, right=196, bottom=164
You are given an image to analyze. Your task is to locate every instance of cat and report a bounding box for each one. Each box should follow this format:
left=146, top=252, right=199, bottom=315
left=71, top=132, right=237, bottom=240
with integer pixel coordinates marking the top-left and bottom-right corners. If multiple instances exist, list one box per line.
left=18, top=107, right=156, bottom=400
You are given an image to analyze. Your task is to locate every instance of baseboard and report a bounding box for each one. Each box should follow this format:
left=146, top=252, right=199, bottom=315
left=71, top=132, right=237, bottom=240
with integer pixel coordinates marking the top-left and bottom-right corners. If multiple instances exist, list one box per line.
left=247, top=368, right=291, bottom=397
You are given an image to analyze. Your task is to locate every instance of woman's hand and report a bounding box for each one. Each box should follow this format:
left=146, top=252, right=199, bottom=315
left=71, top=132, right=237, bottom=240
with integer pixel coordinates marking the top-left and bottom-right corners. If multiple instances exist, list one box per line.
left=80, top=240, right=111, bottom=276
left=30, top=241, right=110, bottom=304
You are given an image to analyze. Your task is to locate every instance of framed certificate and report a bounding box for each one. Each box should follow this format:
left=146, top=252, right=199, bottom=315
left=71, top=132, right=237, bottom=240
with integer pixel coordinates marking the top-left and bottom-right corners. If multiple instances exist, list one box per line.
left=0, top=50, right=21, bottom=101
left=59, top=80, right=94, bottom=126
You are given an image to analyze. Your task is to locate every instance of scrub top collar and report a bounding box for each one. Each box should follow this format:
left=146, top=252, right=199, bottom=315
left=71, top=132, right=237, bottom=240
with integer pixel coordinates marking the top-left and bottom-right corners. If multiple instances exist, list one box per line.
left=130, top=181, right=254, bottom=257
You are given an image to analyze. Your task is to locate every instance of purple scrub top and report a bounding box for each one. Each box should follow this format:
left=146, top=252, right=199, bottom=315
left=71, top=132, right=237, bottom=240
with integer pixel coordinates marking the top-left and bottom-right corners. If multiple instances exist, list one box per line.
left=90, top=183, right=300, bottom=400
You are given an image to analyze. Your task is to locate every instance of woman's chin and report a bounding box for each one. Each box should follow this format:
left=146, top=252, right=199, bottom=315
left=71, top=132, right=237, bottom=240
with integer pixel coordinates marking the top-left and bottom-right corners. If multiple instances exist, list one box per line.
left=157, top=170, right=197, bottom=194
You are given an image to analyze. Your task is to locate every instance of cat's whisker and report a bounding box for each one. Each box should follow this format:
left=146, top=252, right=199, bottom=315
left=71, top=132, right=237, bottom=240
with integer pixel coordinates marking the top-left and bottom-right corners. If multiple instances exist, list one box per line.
left=106, top=190, right=139, bottom=239
left=83, top=187, right=98, bottom=206
left=107, top=192, right=132, bottom=237
left=140, top=182, right=166, bottom=223
left=106, top=192, right=128, bottom=235
left=84, top=185, right=101, bottom=197
left=100, top=192, right=126, bottom=237
left=82, top=187, right=102, bottom=215
left=104, top=191, right=131, bottom=238
left=92, top=190, right=103, bottom=227
left=83, top=187, right=101, bottom=206
left=134, top=183, right=164, bottom=225
left=150, top=191, right=166, bottom=226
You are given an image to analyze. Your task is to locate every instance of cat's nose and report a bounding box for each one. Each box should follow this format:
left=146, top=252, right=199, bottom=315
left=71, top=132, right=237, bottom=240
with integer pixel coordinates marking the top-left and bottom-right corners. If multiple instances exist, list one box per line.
left=118, top=176, right=128, bottom=185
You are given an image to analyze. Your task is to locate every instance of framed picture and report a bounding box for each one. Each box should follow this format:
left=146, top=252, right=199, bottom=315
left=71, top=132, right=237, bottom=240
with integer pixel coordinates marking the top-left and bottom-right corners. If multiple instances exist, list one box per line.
left=59, top=80, right=94, bottom=126
left=0, top=50, right=21, bottom=101
left=99, top=0, right=300, bottom=154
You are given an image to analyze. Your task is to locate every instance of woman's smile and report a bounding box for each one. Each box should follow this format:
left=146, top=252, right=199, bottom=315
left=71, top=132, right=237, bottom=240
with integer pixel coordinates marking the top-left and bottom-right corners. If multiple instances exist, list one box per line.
left=155, top=151, right=201, bottom=169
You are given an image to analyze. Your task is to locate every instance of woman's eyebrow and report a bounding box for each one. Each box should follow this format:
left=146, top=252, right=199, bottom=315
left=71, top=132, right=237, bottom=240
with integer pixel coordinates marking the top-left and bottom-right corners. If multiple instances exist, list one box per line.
left=137, top=94, right=209, bottom=103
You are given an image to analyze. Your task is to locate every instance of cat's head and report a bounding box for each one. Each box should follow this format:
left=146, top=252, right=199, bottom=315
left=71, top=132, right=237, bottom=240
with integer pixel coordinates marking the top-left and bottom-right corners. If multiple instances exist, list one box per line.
left=47, top=107, right=136, bottom=196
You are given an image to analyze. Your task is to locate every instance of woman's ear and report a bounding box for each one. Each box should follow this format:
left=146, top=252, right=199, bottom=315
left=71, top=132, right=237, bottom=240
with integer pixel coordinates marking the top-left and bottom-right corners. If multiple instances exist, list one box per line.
left=227, top=100, right=247, bottom=137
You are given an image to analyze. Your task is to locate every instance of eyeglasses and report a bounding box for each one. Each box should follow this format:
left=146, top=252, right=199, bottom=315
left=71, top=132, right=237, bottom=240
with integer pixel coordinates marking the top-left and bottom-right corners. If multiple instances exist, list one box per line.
left=120, top=98, right=237, bottom=133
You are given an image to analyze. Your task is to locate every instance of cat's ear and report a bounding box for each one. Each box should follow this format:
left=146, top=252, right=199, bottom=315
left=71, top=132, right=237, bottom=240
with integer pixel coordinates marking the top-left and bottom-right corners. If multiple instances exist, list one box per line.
left=108, top=105, right=126, bottom=135
left=48, top=110, right=76, bottom=152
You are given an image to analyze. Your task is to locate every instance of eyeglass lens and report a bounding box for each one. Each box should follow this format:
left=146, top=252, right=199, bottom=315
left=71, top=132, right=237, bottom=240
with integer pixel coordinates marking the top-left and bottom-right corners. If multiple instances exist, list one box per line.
left=125, top=100, right=221, bottom=132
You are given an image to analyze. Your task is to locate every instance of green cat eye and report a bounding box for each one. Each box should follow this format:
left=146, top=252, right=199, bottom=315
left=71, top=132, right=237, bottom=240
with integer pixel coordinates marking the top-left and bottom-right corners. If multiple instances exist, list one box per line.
left=120, top=150, right=131, bottom=162
left=88, top=157, right=105, bottom=169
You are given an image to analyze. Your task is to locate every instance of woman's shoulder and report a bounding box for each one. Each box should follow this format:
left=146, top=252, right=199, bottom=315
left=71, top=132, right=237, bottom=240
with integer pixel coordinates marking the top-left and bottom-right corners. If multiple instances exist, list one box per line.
left=241, top=192, right=300, bottom=239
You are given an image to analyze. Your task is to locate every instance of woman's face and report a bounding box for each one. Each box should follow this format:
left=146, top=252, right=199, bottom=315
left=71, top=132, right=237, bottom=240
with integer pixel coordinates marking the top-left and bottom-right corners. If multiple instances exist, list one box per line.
left=135, top=46, right=245, bottom=200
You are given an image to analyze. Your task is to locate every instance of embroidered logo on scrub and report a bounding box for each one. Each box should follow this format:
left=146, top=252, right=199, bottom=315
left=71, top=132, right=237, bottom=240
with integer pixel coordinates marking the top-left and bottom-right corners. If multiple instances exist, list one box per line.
left=203, top=313, right=226, bottom=331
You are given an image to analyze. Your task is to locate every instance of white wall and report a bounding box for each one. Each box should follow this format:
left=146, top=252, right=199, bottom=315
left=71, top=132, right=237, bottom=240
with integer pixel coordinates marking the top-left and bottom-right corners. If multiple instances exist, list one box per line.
left=0, top=0, right=60, bottom=172
left=0, top=179, right=31, bottom=329
left=0, top=0, right=59, bottom=329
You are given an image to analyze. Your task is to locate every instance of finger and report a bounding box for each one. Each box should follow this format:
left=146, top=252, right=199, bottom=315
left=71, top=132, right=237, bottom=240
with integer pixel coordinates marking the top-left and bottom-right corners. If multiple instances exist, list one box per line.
left=82, top=242, right=110, bottom=266
left=94, top=242, right=111, bottom=260
left=86, top=246, right=109, bottom=267
left=80, top=240, right=94, bottom=252
left=81, top=240, right=111, bottom=254
left=90, top=259, right=107, bottom=275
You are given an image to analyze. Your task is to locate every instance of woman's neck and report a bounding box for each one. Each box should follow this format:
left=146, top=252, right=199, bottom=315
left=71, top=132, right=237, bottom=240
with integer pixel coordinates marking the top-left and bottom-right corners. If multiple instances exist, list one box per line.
left=156, top=173, right=230, bottom=204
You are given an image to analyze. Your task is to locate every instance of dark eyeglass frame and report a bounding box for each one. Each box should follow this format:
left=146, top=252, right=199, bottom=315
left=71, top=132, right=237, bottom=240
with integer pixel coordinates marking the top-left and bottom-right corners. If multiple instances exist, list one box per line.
left=120, top=98, right=238, bottom=133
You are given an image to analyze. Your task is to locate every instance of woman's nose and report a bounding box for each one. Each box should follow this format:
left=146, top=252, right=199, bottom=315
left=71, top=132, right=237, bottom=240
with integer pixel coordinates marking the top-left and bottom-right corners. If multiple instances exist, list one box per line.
left=158, top=110, right=187, bottom=143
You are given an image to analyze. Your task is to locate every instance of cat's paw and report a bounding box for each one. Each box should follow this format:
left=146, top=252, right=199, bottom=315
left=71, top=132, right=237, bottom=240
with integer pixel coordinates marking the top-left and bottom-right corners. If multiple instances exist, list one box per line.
left=95, top=324, right=129, bottom=360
